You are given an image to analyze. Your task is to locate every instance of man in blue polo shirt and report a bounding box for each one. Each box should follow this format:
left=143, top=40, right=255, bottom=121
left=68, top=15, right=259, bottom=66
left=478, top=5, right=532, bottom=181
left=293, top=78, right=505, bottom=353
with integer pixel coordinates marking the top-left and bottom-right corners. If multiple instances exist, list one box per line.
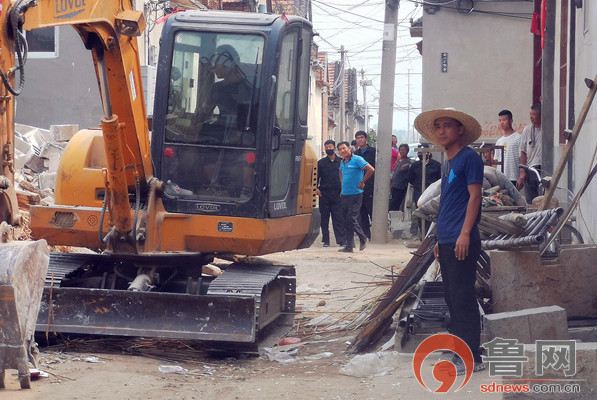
left=414, top=108, right=485, bottom=376
left=337, top=141, right=375, bottom=253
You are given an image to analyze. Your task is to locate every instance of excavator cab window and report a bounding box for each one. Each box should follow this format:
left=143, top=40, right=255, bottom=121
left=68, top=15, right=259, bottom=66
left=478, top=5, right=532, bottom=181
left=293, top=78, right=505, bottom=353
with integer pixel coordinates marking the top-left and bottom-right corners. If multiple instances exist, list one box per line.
left=161, top=31, right=263, bottom=203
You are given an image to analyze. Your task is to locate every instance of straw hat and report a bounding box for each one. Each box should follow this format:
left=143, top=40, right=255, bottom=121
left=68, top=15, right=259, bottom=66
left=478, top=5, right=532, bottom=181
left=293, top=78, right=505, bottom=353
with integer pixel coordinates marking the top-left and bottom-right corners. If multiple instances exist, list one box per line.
left=414, top=108, right=482, bottom=147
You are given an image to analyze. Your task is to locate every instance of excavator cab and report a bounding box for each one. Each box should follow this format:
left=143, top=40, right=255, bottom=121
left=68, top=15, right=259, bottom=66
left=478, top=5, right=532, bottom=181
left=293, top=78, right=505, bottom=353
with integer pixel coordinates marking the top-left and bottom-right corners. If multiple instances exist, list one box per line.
left=152, top=11, right=313, bottom=221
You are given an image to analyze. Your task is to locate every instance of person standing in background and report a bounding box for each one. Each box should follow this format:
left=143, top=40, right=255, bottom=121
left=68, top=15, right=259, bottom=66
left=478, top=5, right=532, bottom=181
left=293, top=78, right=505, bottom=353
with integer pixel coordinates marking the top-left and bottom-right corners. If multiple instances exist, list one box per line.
left=390, top=143, right=412, bottom=211
left=354, top=131, right=376, bottom=241
left=516, top=104, right=542, bottom=203
left=337, top=141, right=374, bottom=253
left=407, top=143, right=441, bottom=238
left=390, top=145, right=400, bottom=173
left=407, top=143, right=442, bottom=208
left=494, top=110, right=521, bottom=186
left=392, top=134, right=398, bottom=150
left=317, top=140, right=345, bottom=248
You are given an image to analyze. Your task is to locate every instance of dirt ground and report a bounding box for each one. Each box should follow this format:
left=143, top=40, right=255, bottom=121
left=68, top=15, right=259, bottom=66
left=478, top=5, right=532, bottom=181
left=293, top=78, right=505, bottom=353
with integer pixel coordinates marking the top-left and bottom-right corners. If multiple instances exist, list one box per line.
left=4, top=236, right=502, bottom=400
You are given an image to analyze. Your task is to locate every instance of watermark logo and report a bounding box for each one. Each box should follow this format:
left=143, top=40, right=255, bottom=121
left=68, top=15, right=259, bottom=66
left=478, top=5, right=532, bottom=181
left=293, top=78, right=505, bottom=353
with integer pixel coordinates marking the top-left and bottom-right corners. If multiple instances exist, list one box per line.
left=413, top=333, right=474, bottom=393
left=482, top=338, right=577, bottom=378
left=412, top=335, right=582, bottom=395
left=479, top=338, right=581, bottom=395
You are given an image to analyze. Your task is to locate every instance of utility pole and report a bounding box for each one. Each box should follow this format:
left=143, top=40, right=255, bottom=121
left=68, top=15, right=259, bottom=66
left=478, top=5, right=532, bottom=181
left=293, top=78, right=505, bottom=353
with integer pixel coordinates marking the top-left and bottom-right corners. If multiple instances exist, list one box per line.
left=542, top=0, right=555, bottom=175
left=407, top=69, right=411, bottom=142
left=371, top=0, right=399, bottom=244
left=339, top=45, right=346, bottom=142
left=360, top=68, right=372, bottom=133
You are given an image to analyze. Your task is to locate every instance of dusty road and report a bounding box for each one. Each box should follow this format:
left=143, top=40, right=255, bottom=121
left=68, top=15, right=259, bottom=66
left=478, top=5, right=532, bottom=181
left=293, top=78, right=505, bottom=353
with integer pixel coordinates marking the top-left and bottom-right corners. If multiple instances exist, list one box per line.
left=4, top=238, right=501, bottom=400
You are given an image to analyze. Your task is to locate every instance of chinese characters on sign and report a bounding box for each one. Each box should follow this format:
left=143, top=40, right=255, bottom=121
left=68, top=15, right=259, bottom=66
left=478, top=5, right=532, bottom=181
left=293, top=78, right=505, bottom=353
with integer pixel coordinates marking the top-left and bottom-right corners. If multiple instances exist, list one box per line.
left=441, top=52, right=448, bottom=73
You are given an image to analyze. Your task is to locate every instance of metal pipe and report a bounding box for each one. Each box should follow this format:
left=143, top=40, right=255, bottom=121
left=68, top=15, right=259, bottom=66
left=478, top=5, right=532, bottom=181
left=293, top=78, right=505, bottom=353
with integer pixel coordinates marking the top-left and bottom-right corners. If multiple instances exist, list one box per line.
left=95, top=48, right=113, bottom=119
left=482, top=234, right=545, bottom=250
left=526, top=214, right=551, bottom=237
left=127, top=274, right=152, bottom=291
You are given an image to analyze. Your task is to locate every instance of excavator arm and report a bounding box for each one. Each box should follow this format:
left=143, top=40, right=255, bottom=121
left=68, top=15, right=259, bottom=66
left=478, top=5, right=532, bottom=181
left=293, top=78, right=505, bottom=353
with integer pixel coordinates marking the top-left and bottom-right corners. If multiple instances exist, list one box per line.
left=1, top=0, right=152, bottom=250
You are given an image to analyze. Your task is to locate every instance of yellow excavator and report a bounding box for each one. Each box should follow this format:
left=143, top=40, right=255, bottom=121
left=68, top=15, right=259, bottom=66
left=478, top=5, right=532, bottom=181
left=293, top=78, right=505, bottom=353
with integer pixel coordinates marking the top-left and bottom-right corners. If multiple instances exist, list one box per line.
left=0, top=1, right=318, bottom=349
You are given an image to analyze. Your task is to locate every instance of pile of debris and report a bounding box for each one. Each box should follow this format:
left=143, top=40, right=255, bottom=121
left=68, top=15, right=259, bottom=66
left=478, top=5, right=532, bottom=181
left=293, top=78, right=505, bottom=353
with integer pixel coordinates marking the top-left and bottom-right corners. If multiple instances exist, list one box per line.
left=413, top=166, right=564, bottom=251
left=13, top=123, right=78, bottom=209
left=349, top=166, right=567, bottom=353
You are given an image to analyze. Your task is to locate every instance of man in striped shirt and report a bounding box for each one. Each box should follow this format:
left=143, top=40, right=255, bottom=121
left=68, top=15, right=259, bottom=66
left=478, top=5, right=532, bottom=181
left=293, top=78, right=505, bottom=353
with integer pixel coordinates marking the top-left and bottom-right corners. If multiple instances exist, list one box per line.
left=494, top=109, right=521, bottom=186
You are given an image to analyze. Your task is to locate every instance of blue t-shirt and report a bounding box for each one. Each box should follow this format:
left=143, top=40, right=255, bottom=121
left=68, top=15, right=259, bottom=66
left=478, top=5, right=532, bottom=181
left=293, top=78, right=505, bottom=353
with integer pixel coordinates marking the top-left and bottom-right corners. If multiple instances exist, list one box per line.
left=340, top=155, right=369, bottom=195
left=437, top=147, right=484, bottom=244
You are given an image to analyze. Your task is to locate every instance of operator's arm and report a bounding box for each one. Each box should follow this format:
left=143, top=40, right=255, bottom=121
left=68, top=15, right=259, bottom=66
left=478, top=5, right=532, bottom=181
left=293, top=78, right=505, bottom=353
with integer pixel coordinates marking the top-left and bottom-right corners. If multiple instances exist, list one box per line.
left=454, top=182, right=482, bottom=261
left=517, top=151, right=527, bottom=190
left=358, top=164, right=375, bottom=190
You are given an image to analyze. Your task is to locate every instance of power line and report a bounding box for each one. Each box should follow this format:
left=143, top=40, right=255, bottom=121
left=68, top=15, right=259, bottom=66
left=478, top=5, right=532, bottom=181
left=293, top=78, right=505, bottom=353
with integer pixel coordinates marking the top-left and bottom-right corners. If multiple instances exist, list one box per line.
left=407, top=0, right=533, bottom=20
left=312, top=0, right=385, bottom=23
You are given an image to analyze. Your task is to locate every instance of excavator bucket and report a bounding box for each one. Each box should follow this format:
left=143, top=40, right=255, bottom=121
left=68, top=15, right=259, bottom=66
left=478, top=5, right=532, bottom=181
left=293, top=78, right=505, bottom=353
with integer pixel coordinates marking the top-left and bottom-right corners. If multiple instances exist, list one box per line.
left=0, top=240, right=49, bottom=389
left=36, top=252, right=295, bottom=350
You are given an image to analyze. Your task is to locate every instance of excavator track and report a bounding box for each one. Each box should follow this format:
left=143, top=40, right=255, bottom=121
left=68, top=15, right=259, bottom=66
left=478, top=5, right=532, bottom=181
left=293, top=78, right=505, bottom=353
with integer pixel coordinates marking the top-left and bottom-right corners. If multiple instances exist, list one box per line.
left=36, top=252, right=296, bottom=349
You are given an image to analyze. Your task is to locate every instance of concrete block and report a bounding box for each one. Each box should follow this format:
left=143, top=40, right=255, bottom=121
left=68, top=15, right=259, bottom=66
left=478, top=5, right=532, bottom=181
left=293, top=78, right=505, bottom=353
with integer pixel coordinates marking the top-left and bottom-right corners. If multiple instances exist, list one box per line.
left=40, top=143, right=65, bottom=173
left=50, top=124, right=78, bottom=141
left=483, top=305, right=568, bottom=344
left=37, top=172, right=57, bottom=191
left=490, top=245, right=597, bottom=318
left=17, top=124, right=51, bottom=152
left=14, top=134, right=32, bottom=155
left=14, top=153, right=28, bottom=170
left=24, top=154, right=46, bottom=173
left=502, top=343, right=597, bottom=399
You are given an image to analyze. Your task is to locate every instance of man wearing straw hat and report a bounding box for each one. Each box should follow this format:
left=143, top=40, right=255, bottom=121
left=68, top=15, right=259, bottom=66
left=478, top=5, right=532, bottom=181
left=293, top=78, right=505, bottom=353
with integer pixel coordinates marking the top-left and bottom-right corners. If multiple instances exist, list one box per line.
left=414, top=108, right=485, bottom=375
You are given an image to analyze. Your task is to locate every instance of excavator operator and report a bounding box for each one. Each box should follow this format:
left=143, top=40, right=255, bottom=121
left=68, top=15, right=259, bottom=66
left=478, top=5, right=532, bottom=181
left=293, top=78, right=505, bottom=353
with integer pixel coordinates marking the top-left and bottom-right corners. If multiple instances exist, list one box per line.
left=198, top=44, right=254, bottom=147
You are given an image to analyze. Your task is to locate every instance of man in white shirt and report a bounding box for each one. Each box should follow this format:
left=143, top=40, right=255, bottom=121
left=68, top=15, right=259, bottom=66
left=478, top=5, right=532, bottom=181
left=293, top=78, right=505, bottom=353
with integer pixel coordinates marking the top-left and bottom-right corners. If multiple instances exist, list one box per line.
left=516, top=104, right=542, bottom=203
left=494, top=110, right=521, bottom=186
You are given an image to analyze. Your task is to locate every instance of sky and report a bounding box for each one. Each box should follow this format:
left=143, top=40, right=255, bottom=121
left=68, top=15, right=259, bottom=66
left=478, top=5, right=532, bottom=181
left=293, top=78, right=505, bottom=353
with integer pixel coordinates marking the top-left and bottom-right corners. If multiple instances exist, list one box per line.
left=311, top=0, right=423, bottom=140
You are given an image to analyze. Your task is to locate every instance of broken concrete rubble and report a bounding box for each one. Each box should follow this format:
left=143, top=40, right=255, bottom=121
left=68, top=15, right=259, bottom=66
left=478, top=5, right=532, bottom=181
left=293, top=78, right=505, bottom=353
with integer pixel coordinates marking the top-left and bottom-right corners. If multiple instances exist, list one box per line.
left=50, top=124, right=78, bottom=142
left=37, top=171, right=57, bottom=191
left=13, top=123, right=74, bottom=209
left=39, top=142, right=66, bottom=173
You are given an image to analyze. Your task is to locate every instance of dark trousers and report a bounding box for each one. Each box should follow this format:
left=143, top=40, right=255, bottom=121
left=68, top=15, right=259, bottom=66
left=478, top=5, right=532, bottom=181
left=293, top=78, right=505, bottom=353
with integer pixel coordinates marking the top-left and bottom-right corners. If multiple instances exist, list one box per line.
left=341, top=193, right=367, bottom=249
left=438, top=241, right=482, bottom=363
left=319, top=193, right=345, bottom=245
left=410, top=191, right=430, bottom=237
left=389, top=188, right=407, bottom=211
left=524, top=165, right=541, bottom=204
left=359, top=193, right=373, bottom=239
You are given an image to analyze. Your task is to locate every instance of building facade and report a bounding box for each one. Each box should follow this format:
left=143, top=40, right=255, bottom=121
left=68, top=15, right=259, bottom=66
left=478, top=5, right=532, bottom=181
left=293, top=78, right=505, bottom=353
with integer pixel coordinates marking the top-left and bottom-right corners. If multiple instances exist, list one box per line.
left=416, top=1, right=534, bottom=142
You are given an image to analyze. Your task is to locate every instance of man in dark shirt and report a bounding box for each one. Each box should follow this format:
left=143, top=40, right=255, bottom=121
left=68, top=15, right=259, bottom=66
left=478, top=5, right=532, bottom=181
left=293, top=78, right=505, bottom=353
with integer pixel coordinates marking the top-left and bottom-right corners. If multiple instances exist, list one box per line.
left=407, top=144, right=442, bottom=207
left=317, top=140, right=345, bottom=247
left=414, top=107, right=485, bottom=375
left=354, top=130, right=376, bottom=240
left=407, top=143, right=441, bottom=238
left=390, top=143, right=412, bottom=211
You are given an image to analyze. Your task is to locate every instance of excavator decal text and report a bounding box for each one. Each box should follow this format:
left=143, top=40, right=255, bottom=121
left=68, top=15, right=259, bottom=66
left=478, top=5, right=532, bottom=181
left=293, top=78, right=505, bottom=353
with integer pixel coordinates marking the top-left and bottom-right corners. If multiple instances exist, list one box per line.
left=55, top=0, right=86, bottom=19
left=273, top=201, right=287, bottom=210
